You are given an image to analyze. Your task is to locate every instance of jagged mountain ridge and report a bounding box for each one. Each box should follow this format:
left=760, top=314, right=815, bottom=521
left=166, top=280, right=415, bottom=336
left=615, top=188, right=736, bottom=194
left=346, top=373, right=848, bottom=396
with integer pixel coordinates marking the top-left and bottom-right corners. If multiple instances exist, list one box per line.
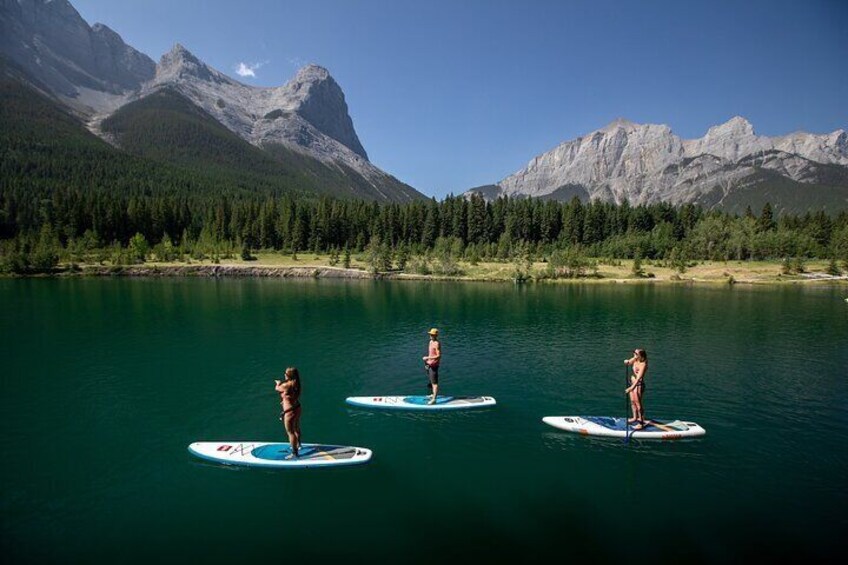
left=135, top=45, right=419, bottom=202
left=0, top=0, right=421, bottom=202
left=0, top=0, right=154, bottom=107
left=147, top=45, right=368, bottom=159
left=468, top=116, right=848, bottom=212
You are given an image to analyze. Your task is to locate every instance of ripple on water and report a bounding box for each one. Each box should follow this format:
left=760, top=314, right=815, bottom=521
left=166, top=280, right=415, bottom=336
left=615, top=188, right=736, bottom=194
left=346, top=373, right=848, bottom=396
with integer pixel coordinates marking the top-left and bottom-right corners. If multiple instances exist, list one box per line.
left=1, top=279, right=846, bottom=560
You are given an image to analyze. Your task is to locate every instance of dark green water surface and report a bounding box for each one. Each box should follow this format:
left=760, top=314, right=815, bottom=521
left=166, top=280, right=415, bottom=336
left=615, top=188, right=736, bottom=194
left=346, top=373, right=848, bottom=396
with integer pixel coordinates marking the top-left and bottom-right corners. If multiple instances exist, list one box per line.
left=1, top=279, right=846, bottom=563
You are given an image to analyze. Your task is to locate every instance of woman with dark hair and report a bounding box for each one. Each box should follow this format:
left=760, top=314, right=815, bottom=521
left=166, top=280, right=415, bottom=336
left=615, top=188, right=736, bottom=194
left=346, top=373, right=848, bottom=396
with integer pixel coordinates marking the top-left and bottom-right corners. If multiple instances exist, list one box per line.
left=624, top=349, right=648, bottom=430
left=275, top=367, right=302, bottom=458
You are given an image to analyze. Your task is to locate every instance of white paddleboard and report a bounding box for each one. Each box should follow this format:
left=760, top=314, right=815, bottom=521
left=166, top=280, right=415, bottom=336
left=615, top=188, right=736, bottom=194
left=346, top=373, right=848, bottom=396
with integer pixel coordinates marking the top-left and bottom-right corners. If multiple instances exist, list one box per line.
left=188, top=442, right=372, bottom=468
left=542, top=416, right=705, bottom=440
left=346, top=395, right=496, bottom=411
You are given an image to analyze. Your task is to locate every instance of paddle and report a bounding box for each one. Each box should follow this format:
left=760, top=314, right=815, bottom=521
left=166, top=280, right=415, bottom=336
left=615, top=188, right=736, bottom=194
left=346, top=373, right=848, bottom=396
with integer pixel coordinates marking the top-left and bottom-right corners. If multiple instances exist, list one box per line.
left=642, top=420, right=675, bottom=432
left=624, top=362, right=631, bottom=444
left=424, top=363, right=432, bottom=392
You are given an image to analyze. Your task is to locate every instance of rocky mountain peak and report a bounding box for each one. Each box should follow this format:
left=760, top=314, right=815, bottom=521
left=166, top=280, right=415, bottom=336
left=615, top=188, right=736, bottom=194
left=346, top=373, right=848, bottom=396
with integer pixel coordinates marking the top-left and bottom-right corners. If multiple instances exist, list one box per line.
left=706, top=116, right=755, bottom=138
left=156, top=43, right=227, bottom=85
left=10, top=0, right=81, bottom=21
left=283, top=64, right=368, bottom=160
left=90, top=22, right=114, bottom=34
left=600, top=117, right=639, bottom=132
left=1, top=0, right=155, bottom=101
left=293, top=64, right=331, bottom=82
left=828, top=129, right=847, bottom=146
left=468, top=115, right=847, bottom=211
left=284, top=64, right=339, bottom=104
left=2, top=0, right=420, bottom=202
left=159, top=43, right=200, bottom=70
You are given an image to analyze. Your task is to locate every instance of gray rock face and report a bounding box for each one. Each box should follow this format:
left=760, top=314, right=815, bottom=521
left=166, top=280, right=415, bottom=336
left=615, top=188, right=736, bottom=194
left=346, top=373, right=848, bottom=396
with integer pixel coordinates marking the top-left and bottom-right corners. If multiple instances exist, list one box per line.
left=139, top=44, right=392, bottom=194
left=148, top=45, right=367, bottom=159
left=469, top=116, right=848, bottom=208
left=0, top=0, right=154, bottom=109
left=1, top=0, right=419, bottom=201
left=285, top=64, right=368, bottom=160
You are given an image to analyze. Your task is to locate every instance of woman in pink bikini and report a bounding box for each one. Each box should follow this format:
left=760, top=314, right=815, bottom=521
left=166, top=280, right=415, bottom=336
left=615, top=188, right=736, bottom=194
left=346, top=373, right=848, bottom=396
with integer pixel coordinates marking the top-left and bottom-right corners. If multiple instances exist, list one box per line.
left=275, top=367, right=302, bottom=458
left=624, top=349, right=648, bottom=429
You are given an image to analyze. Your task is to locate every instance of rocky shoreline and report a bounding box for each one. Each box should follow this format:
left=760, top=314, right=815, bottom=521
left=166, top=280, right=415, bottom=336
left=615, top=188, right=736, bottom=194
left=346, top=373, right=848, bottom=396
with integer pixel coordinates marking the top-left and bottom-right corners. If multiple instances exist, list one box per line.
left=0, top=263, right=848, bottom=285
left=79, top=264, right=386, bottom=279
left=0, top=263, right=828, bottom=286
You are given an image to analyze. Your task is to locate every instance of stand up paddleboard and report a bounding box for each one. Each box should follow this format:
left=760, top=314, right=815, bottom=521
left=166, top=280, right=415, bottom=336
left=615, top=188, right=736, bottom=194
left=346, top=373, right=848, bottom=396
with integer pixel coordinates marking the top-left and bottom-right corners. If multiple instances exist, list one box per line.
left=346, top=395, right=496, bottom=411
left=542, top=416, right=705, bottom=440
left=188, top=442, right=372, bottom=468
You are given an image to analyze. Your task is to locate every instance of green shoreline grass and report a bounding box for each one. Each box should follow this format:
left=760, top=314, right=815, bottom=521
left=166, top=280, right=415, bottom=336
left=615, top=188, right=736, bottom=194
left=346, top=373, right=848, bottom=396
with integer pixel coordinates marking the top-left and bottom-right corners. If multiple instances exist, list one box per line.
left=16, top=254, right=847, bottom=285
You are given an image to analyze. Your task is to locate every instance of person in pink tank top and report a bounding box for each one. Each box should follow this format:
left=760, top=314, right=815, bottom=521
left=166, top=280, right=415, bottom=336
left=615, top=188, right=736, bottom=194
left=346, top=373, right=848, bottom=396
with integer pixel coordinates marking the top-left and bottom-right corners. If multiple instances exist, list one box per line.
left=423, top=328, right=441, bottom=404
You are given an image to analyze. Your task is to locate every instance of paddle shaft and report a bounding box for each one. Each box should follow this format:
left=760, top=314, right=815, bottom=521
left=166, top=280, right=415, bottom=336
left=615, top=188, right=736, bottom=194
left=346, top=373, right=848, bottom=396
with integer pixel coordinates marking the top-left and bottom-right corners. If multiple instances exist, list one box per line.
left=624, top=363, right=630, bottom=443
left=641, top=420, right=674, bottom=432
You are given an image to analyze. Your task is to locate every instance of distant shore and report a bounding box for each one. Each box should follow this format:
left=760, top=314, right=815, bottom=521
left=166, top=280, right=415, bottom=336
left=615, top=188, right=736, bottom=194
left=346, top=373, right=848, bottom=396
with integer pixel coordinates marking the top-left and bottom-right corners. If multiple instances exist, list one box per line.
left=7, top=255, right=847, bottom=285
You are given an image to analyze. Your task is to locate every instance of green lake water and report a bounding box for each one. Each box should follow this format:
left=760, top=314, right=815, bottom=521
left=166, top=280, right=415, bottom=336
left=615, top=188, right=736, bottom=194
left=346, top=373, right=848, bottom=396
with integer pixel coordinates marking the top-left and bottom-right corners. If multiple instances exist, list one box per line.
left=1, top=278, right=846, bottom=563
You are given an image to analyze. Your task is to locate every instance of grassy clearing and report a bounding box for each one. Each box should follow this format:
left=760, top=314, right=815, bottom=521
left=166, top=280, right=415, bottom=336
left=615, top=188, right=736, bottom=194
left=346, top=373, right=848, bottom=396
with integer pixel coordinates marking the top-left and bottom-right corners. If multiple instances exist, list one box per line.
left=73, top=253, right=848, bottom=285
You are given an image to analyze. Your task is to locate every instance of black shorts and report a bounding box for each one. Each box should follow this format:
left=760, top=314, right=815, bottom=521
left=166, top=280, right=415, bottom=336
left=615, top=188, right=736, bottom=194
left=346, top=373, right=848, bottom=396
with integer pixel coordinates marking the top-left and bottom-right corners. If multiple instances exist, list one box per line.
left=427, top=365, right=439, bottom=385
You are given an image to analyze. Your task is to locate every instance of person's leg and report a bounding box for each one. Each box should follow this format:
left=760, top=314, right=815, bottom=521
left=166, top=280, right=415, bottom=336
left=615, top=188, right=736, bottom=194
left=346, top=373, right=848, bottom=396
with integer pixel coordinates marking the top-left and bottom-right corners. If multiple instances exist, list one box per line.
left=284, top=412, right=298, bottom=457
left=629, top=389, right=638, bottom=422
left=633, top=401, right=643, bottom=428
left=428, top=366, right=439, bottom=404
left=627, top=378, right=638, bottom=422
left=293, top=407, right=302, bottom=451
left=632, top=388, right=645, bottom=428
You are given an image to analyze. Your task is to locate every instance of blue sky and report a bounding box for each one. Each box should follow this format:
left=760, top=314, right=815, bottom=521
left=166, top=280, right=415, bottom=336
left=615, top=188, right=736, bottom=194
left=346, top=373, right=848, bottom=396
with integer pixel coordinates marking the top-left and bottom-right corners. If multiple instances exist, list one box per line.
left=73, top=0, right=848, bottom=198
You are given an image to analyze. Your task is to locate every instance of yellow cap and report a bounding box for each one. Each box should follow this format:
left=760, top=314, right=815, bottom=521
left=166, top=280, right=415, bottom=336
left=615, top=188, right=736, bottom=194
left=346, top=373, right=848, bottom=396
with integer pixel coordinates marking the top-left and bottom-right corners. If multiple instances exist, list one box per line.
left=428, top=328, right=439, bottom=336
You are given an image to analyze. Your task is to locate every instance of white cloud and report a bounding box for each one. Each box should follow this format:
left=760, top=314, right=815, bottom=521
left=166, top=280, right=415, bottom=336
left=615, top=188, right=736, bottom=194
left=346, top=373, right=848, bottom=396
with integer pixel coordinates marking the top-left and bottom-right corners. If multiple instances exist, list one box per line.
left=235, top=61, right=267, bottom=78
left=235, top=62, right=256, bottom=77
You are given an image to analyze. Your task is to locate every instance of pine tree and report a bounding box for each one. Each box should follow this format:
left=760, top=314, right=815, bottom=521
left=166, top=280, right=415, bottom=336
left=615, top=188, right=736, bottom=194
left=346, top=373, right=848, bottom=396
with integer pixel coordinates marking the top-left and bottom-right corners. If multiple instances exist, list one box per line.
left=395, top=244, right=410, bottom=271
left=421, top=200, right=439, bottom=248
left=31, top=225, right=60, bottom=271
left=328, top=246, right=340, bottom=266
left=467, top=194, right=488, bottom=245
left=668, top=246, right=687, bottom=274
left=826, top=256, right=841, bottom=276
left=343, top=245, right=351, bottom=269
left=759, top=203, right=776, bottom=232
left=240, top=239, right=254, bottom=261
left=631, top=249, right=645, bottom=278
left=128, top=232, right=149, bottom=264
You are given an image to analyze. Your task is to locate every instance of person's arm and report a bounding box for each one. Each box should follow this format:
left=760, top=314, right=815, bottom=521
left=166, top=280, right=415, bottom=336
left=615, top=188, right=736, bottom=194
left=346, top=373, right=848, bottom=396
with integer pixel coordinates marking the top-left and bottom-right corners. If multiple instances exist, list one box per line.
left=623, top=357, right=637, bottom=393
left=275, top=379, right=291, bottom=393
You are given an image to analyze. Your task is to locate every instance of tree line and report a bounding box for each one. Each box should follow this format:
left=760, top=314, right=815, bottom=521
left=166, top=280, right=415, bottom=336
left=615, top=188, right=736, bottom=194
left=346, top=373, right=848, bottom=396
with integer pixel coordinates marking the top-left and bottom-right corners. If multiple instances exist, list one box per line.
left=1, top=184, right=847, bottom=274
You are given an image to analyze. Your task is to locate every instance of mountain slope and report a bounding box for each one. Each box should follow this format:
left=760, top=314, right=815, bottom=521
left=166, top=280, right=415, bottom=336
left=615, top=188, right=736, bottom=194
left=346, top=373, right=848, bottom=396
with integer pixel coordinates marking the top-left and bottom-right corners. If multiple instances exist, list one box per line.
left=468, top=117, right=848, bottom=213
left=0, top=0, right=423, bottom=202
left=98, top=87, right=417, bottom=200
left=132, top=45, right=420, bottom=202
left=101, top=88, right=302, bottom=176
left=0, top=0, right=154, bottom=114
left=0, top=77, right=365, bottom=202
